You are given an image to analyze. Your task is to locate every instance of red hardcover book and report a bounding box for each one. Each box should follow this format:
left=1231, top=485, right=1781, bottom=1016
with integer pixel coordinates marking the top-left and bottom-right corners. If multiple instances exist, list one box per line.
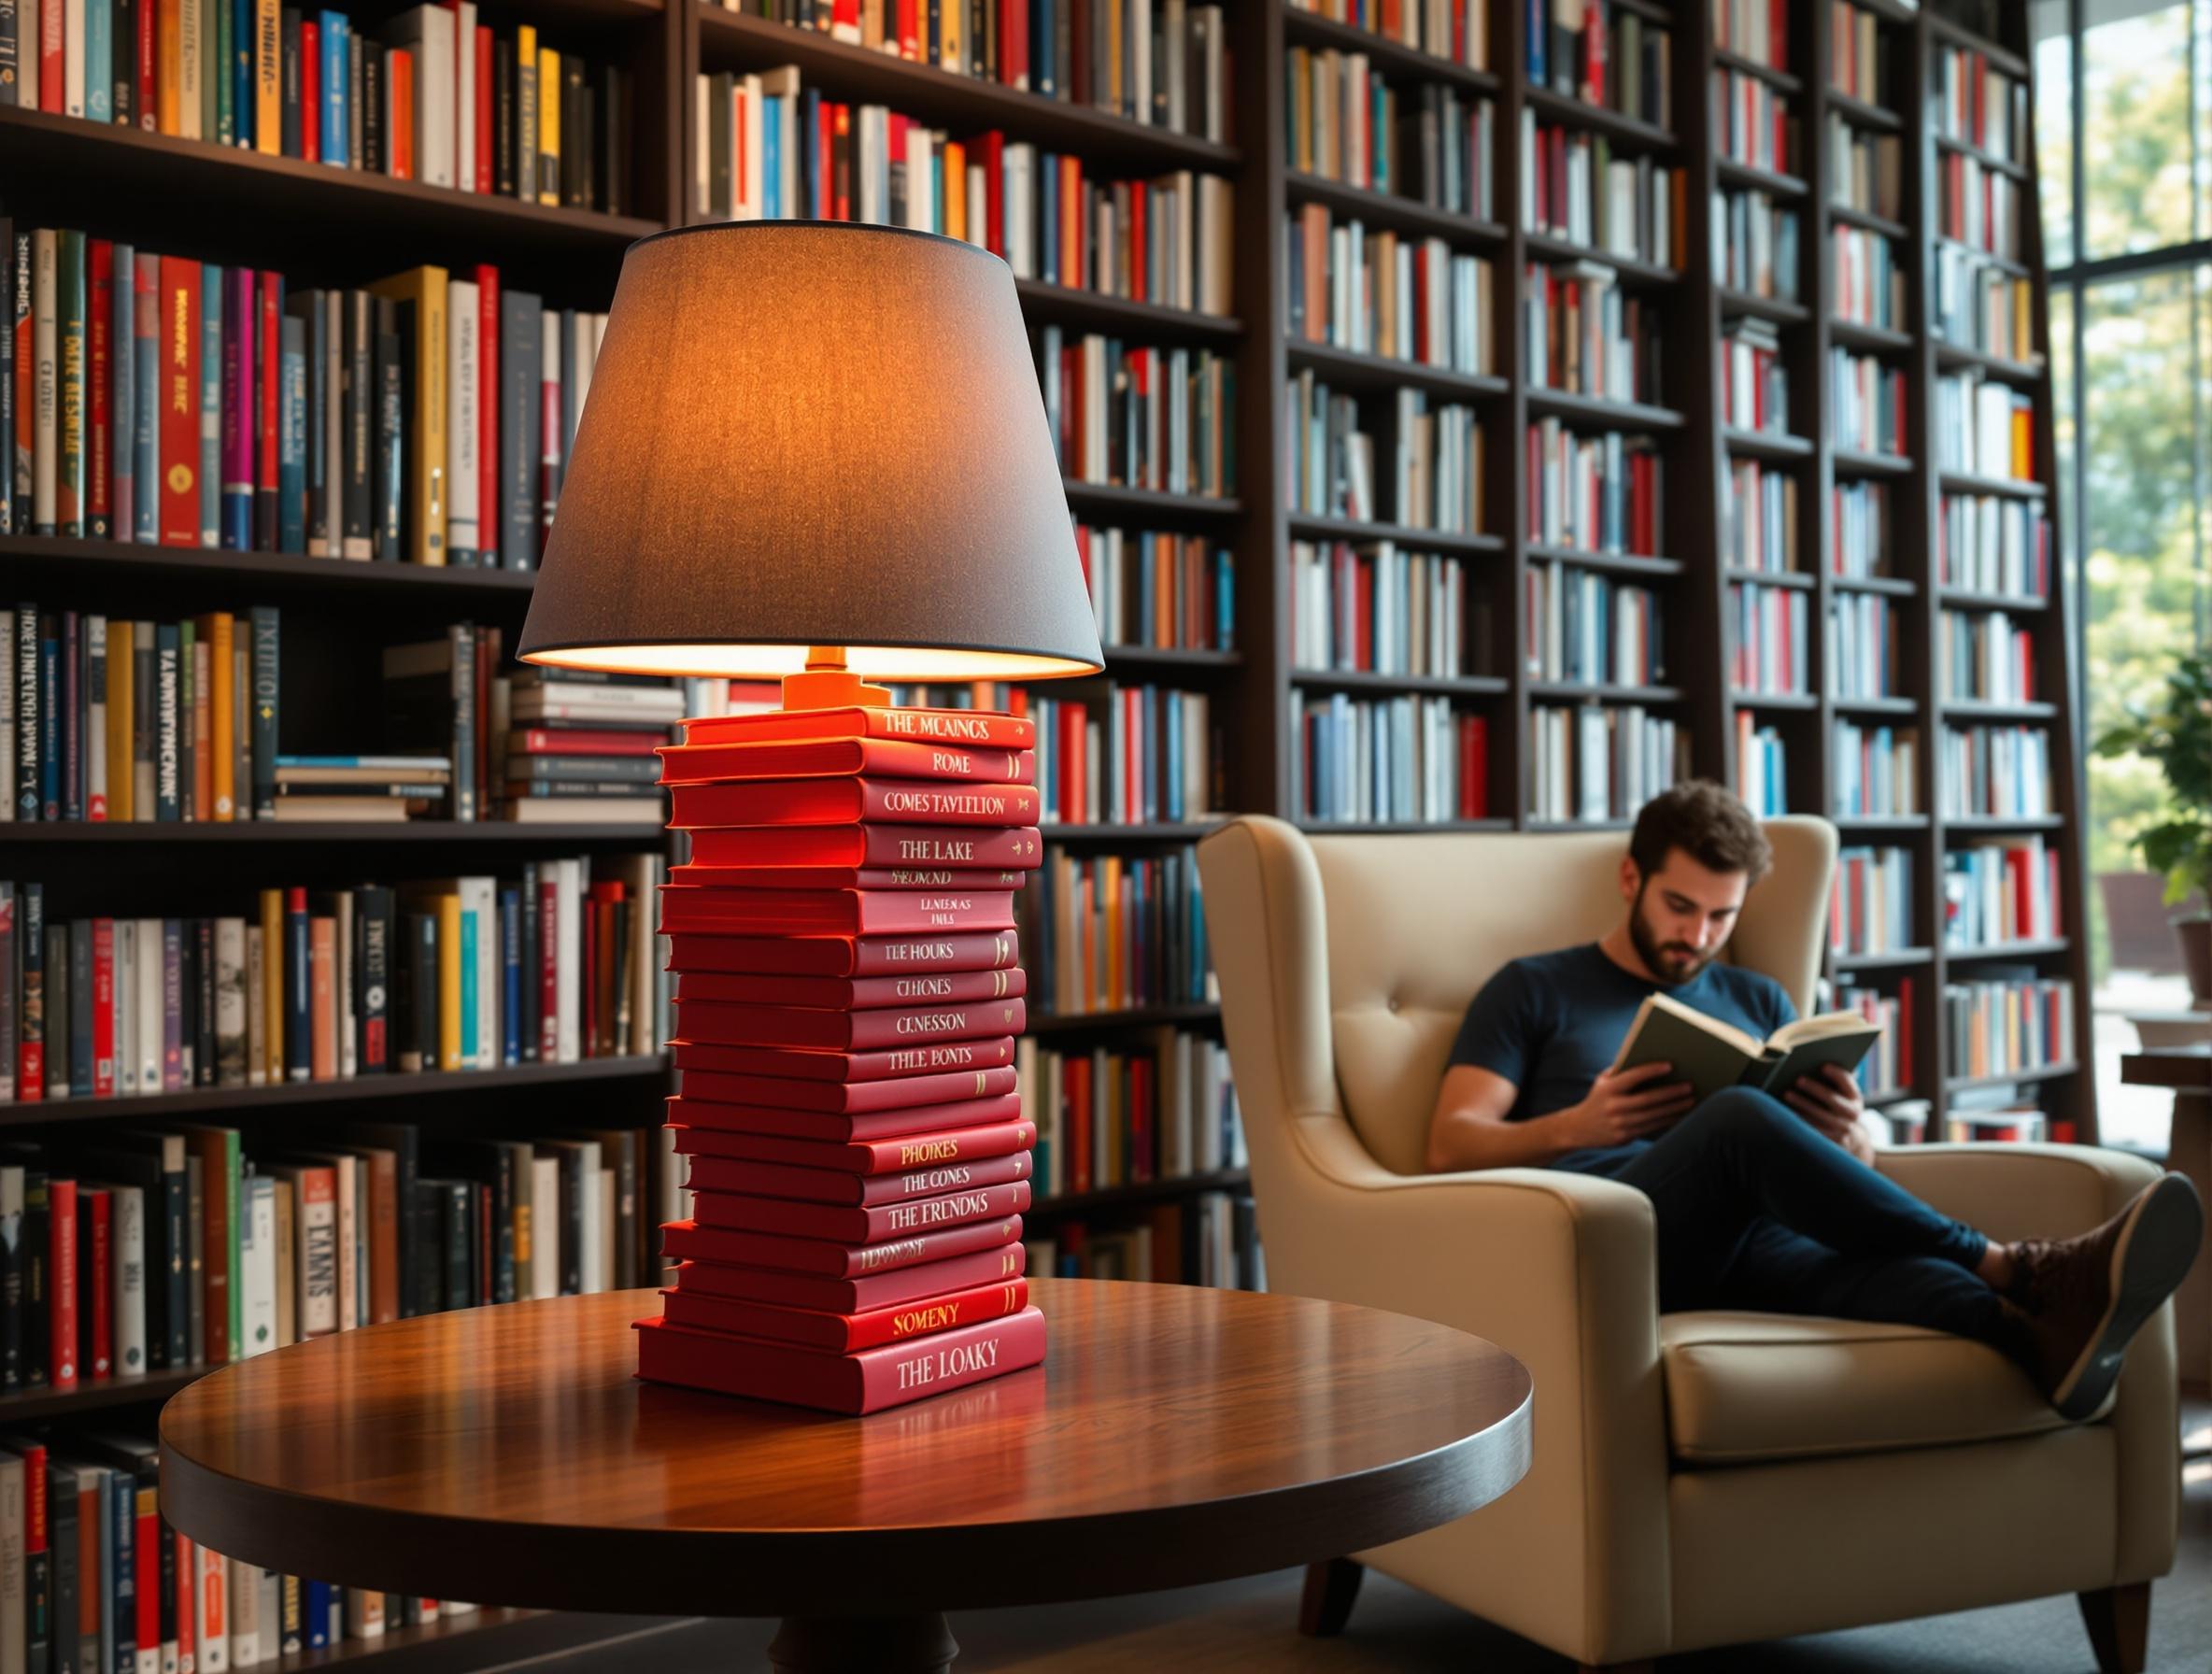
left=680, top=706, right=1034, bottom=750
left=390, top=50, right=416, bottom=178
left=661, top=1276, right=1029, bottom=1354
left=158, top=257, right=203, bottom=546
left=80, top=1186, right=112, bottom=1379
left=685, top=824, right=1042, bottom=871
left=666, top=1089, right=1027, bottom=1143
left=672, top=1117, right=1036, bottom=1173
left=92, top=919, right=116, bottom=1097
left=686, top=1148, right=1031, bottom=1208
left=634, top=1306, right=1046, bottom=1413
left=89, top=241, right=113, bottom=536
left=658, top=886, right=1016, bottom=937
left=674, top=1070, right=1021, bottom=1120
left=301, top=20, right=320, bottom=158
left=674, top=1242, right=1026, bottom=1313
left=309, top=916, right=336, bottom=1080
left=510, top=727, right=668, bottom=756
left=172, top=1532, right=191, bottom=1671
left=135, top=1482, right=159, bottom=1655
left=658, top=738, right=1036, bottom=787
left=660, top=1211, right=1023, bottom=1278
left=674, top=966, right=1027, bottom=1011
left=673, top=1036, right=1016, bottom=1084
left=37, top=0, right=60, bottom=108
left=689, top=1178, right=1031, bottom=1243
left=475, top=26, right=495, bottom=191
left=674, top=997, right=1025, bottom=1053
left=663, top=929, right=1020, bottom=979
left=539, top=870, right=560, bottom=1061
left=671, top=865, right=1033, bottom=895
left=49, top=1179, right=78, bottom=1390
left=668, top=778, right=1040, bottom=831
left=258, top=271, right=281, bottom=548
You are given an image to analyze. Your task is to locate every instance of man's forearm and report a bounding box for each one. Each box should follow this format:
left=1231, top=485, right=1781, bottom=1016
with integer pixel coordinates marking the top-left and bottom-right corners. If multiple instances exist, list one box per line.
left=1428, top=1104, right=1585, bottom=1172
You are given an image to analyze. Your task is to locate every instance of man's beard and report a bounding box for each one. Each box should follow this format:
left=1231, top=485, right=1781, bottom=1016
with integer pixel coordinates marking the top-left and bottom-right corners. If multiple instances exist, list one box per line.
left=1629, top=891, right=1716, bottom=986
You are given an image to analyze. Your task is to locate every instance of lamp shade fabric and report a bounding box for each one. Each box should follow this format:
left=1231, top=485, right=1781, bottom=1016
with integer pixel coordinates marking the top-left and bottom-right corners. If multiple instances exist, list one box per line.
left=518, top=220, right=1106, bottom=681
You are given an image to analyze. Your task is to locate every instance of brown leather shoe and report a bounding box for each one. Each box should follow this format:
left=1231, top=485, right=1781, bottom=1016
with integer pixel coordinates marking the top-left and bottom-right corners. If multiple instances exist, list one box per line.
left=2007, top=1174, right=2204, bottom=1421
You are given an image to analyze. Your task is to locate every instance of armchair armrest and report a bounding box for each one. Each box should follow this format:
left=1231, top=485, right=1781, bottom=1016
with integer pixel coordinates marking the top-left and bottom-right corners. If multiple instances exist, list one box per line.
left=1876, top=1142, right=2179, bottom=1582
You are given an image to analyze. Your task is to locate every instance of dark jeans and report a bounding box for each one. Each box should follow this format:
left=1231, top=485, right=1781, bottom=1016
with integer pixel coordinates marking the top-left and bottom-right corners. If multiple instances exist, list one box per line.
left=1555, top=1086, right=2010, bottom=1350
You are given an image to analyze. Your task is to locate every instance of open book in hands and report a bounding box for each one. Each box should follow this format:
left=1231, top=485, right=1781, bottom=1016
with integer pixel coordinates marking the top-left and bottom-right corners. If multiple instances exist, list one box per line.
left=1609, top=994, right=1882, bottom=1107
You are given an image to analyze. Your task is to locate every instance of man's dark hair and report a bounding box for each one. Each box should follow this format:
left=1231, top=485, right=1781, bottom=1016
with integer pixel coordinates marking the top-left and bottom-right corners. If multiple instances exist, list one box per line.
left=1628, top=780, right=1773, bottom=884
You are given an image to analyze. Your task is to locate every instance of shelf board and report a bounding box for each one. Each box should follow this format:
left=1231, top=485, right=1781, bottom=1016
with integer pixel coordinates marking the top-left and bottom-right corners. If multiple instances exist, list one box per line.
left=0, top=819, right=667, bottom=844
left=1936, top=235, right=2030, bottom=278
left=1724, top=427, right=1814, bottom=461
left=696, top=8, right=1241, bottom=171
left=1285, top=514, right=1504, bottom=556
left=1279, top=9, right=1499, bottom=93
left=1712, top=48, right=1803, bottom=94
left=0, top=534, right=540, bottom=596
left=1829, top=201, right=1909, bottom=239
left=1937, top=469, right=2048, bottom=500
left=1716, top=157, right=1808, bottom=198
left=1935, top=341, right=2046, bottom=383
left=1291, top=668, right=1509, bottom=698
left=1283, top=170, right=1507, bottom=245
left=1939, top=698, right=2058, bottom=721
left=1832, top=573, right=1919, bottom=596
left=1298, top=817, right=1513, bottom=834
left=1945, top=939, right=2071, bottom=962
left=1933, top=132, right=2031, bottom=183
left=1826, top=88, right=1904, bottom=133
left=1724, top=567, right=1814, bottom=589
left=0, top=1055, right=668, bottom=1128
left=1926, top=13, right=2032, bottom=78
left=1834, top=447, right=1913, bottom=477
left=1936, top=587, right=2050, bottom=613
left=1524, top=816, right=1632, bottom=832
left=1098, top=645, right=1245, bottom=673
left=1524, top=387, right=1685, bottom=430
left=1014, top=279, right=1241, bottom=343
left=1060, top=480, right=1241, bottom=519
left=1524, top=544, right=1687, bottom=578
left=1028, top=1003, right=1221, bottom=1033
left=1829, top=318, right=1916, bottom=354
left=1522, top=231, right=1681, bottom=287
left=1834, top=946, right=1936, bottom=972
left=1525, top=680, right=1685, bottom=702
left=1718, top=289, right=1811, bottom=326
left=1523, top=86, right=1678, bottom=149
left=1036, top=822, right=1223, bottom=843
left=1285, top=338, right=1510, bottom=402
left=1028, top=1167, right=1251, bottom=1218
left=1832, top=813, right=1931, bottom=831
left=1831, top=694, right=1921, bottom=716
left=1946, top=1063, right=2082, bottom=1095
left=1942, top=814, right=2065, bottom=832
left=0, top=1364, right=207, bottom=1421
left=1729, top=689, right=1820, bottom=711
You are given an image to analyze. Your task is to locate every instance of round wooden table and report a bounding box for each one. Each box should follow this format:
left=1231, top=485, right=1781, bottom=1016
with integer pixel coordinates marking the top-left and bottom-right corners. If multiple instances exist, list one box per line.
left=158, top=1279, right=1531, bottom=1673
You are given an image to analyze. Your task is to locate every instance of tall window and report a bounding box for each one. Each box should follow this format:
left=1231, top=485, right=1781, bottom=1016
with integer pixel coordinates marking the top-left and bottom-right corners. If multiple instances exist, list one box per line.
left=2035, top=0, right=2212, bottom=1149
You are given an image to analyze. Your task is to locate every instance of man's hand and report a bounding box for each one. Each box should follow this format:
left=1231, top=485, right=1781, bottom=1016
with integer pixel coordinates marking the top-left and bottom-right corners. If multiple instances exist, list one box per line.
left=1784, top=1062, right=1869, bottom=1154
left=1553, top=1061, right=1696, bottom=1151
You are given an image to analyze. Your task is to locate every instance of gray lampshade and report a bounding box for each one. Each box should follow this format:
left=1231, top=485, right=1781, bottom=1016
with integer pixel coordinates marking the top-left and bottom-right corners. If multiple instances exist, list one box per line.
left=518, top=221, right=1105, bottom=681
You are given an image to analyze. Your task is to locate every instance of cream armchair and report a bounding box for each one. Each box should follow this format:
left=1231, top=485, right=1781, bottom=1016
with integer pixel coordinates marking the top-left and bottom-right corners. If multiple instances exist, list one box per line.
left=1196, top=815, right=2179, bottom=1674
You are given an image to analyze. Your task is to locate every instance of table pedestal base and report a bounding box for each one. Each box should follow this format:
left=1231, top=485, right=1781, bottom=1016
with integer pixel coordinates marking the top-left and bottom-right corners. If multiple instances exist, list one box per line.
left=767, top=1611, right=958, bottom=1673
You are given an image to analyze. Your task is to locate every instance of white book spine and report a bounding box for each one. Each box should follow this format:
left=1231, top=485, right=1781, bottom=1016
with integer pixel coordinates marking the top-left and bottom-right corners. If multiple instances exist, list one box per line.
left=554, top=859, right=581, bottom=1063
left=239, top=1175, right=276, bottom=1355
left=135, top=917, right=163, bottom=1090
left=447, top=280, right=480, bottom=557
left=114, top=1184, right=148, bottom=1373
left=454, top=2, right=477, bottom=192
left=196, top=1548, right=229, bottom=1674
left=530, top=1156, right=560, bottom=1298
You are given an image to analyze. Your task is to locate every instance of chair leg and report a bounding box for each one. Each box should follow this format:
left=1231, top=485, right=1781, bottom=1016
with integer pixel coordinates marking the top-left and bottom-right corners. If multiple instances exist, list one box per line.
left=2078, top=1582, right=2151, bottom=1674
left=1297, top=1559, right=1364, bottom=1638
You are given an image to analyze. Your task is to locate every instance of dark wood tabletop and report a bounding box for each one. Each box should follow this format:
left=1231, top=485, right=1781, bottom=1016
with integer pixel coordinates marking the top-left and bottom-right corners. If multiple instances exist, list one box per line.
left=157, top=1278, right=1532, bottom=1621
left=2121, top=1043, right=2212, bottom=1092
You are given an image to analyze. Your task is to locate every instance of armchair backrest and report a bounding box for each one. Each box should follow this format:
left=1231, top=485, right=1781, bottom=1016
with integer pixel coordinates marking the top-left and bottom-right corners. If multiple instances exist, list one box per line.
left=1205, top=816, right=1837, bottom=1176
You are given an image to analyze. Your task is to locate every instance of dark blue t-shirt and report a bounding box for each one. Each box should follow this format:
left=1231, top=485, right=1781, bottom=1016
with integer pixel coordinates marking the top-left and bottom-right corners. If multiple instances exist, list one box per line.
left=1447, top=943, right=1795, bottom=1175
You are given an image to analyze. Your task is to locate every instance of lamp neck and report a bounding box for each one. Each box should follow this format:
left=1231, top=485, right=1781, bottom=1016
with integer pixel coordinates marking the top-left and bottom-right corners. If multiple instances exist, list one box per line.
left=781, top=645, right=893, bottom=712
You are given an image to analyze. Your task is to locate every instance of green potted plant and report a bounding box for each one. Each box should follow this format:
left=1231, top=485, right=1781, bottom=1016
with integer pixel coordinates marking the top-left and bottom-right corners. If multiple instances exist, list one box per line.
left=2095, top=648, right=2212, bottom=1004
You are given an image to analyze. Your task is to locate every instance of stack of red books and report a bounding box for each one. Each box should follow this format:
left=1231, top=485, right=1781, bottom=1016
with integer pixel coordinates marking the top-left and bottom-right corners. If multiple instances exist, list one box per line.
left=631, top=704, right=1051, bottom=1413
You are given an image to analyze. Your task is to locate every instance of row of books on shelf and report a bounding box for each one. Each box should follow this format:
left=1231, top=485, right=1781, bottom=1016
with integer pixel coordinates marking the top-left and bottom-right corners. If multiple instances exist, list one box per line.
left=1833, top=844, right=1911, bottom=957
left=1723, top=460, right=1795, bottom=574
left=1939, top=492, right=2049, bottom=599
left=1876, top=1097, right=2077, bottom=1148
left=1736, top=716, right=1784, bottom=816
left=1014, top=683, right=1218, bottom=828
left=1946, top=972, right=2074, bottom=1082
left=1288, top=692, right=1487, bottom=825
left=716, top=0, right=1233, bottom=139
left=1016, top=844, right=1212, bottom=1015
left=1935, top=251, right=2035, bottom=364
left=1283, top=51, right=1495, bottom=222
left=1938, top=153, right=2024, bottom=261
left=1938, top=608, right=2036, bottom=705
left=1528, top=0, right=1673, bottom=129
left=1832, top=717, right=1916, bottom=818
left=1725, top=580, right=1809, bottom=697
left=1283, top=209, right=1496, bottom=376
left=1525, top=561, right=1661, bottom=688
left=1721, top=318, right=1786, bottom=435
left=1832, top=721, right=2055, bottom=820
left=1528, top=703, right=1681, bottom=824
left=1526, top=418, right=1663, bottom=557
left=1709, top=66, right=1792, bottom=177
left=2, top=229, right=600, bottom=568
left=1522, top=118, right=1684, bottom=271
left=1286, top=376, right=1484, bottom=533
left=1713, top=186, right=1797, bottom=300
left=1833, top=225, right=1907, bottom=332
left=1833, top=480, right=1889, bottom=578
left=1935, top=41, right=2026, bottom=166
left=0, top=859, right=665, bottom=1105
left=0, top=2, right=631, bottom=212
left=1712, top=0, right=1791, bottom=72
left=1828, top=1, right=1892, bottom=108
left=1831, top=348, right=1909, bottom=457
left=1074, top=524, right=1234, bottom=652
left=1014, top=1027, right=1240, bottom=1197
left=694, top=75, right=1235, bottom=319
left=1035, top=328, right=1234, bottom=499
left=1943, top=835, right=2061, bottom=947
left=1024, top=1189, right=1259, bottom=1287
left=1936, top=370, right=2036, bottom=482
left=1835, top=975, right=1911, bottom=1098
left=1528, top=259, right=1660, bottom=404
left=1284, top=0, right=1493, bottom=71
left=1829, top=118, right=1902, bottom=220
left=1829, top=592, right=1899, bottom=702
left=1288, top=539, right=1477, bottom=679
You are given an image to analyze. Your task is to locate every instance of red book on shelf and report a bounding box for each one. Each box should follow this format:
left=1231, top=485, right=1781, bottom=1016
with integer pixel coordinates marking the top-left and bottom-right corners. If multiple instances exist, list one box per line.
left=672, top=1116, right=1037, bottom=1174
left=667, top=1089, right=1027, bottom=1144
left=80, top=1185, right=112, bottom=1379
left=1068, top=1053, right=1091, bottom=1195
left=1056, top=702, right=1084, bottom=824
left=668, top=778, right=1040, bottom=831
left=259, top=271, right=281, bottom=548
left=690, top=1178, right=1031, bottom=1243
left=37, top=0, right=60, bottom=109
left=673, top=1065, right=1019, bottom=1115
left=662, top=1277, right=1029, bottom=1355
left=680, top=706, right=1035, bottom=750
left=633, top=1306, right=1046, bottom=1414
left=390, top=50, right=416, bottom=179
left=983, top=131, right=1007, bottom=255
left=673, top=1036, right=1016, bottom=1085
left=674, top=966, right=1028, bottom=1011
left=475, top=25, right=495, bottom=192
left=663, top=928, right=1021, bottom=980
left=135, top=0, right=155, bottom=130
left=300, top=20, right=319, bottom=158
left=684, top=823, right=1042, bottom=872
left=670, top=865, right=1033, bottom=895
left=539, top=869, right=560, bottom=1061
left=686, top=1148, right=1032, bottom=1209
left=659, top=738, right=1035, bottom=787
left=661, top=1211, right=1024, bottom=1278
left=658, top=886, right=1016, bottom=937
left=49, top=1179, right=78, bottom=1391
left=509, top=727, right=668, bottom=756
left=158, top=257, right=203, bottom=546
left=674, top=996, right=1026, bottom=1053
left=89, top=241, right=112, bottom=536
left=92, top=919, right=115, bottom=1097
left=674, top=1243, right=1027, bottom=1315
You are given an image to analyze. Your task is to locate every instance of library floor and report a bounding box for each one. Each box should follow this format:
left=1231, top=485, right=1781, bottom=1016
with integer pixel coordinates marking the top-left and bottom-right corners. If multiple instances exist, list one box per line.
left=514, top=1408, right=2212, bottom=1674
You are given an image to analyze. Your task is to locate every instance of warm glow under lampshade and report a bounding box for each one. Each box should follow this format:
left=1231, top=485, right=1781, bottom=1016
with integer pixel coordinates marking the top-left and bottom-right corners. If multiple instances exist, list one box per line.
left=517, top=220, right=1106, bottom=682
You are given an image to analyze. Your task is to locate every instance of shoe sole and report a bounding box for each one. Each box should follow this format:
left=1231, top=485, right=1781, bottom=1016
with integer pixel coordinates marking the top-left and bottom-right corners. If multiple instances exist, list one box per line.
left=2050, top=1174, right=2205, bottom=1422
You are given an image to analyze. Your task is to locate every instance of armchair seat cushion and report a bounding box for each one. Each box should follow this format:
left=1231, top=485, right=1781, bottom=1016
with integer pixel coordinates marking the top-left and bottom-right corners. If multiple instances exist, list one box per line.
left=1660, top=1311, right=2067, bottom=1467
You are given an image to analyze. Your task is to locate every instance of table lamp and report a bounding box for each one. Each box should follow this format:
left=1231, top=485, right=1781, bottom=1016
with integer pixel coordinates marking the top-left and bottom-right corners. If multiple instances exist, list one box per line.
left=518, top=221, right=1101, bottom=1412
